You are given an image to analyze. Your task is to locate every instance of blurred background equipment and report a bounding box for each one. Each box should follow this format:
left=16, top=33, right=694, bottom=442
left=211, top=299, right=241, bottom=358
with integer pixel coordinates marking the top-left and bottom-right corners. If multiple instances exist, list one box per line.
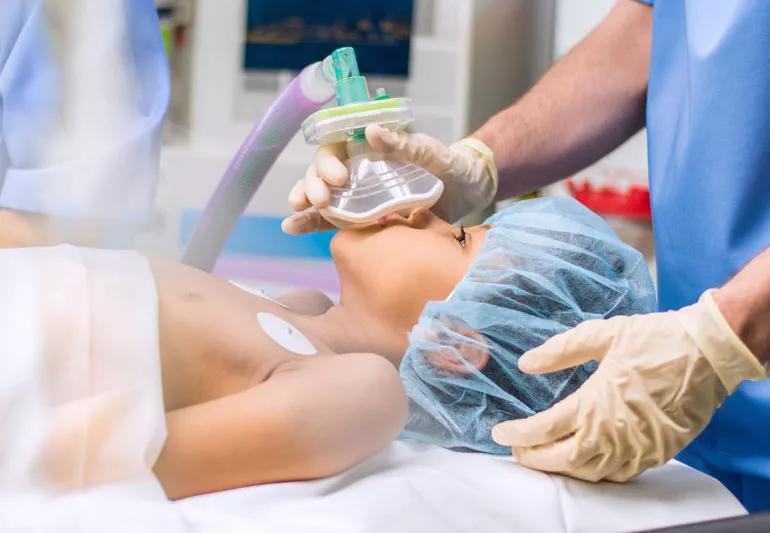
left=147, top=0, right=652, bottom=296
left=145, top=0, right=556, bottom=298
left=243, top=1, right=413, bottom=75
left=154, top=0, right=194, bottom=142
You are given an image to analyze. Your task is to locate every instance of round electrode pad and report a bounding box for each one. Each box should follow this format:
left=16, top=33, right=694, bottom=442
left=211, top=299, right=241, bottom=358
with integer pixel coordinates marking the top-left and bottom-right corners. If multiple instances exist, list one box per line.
left=257, top=312, right=317, bottom=356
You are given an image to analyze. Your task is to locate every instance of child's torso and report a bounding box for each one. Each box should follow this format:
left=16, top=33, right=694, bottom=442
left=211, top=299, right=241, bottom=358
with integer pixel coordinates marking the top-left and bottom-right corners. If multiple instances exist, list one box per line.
left=149, top=258, right=335, bottom=411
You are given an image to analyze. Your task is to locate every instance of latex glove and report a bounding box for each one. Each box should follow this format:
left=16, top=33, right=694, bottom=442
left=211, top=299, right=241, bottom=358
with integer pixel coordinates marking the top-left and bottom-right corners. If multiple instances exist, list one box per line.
left=282, top=124, right=498, bottom=235
left=491, top=290, right=767, bottom=482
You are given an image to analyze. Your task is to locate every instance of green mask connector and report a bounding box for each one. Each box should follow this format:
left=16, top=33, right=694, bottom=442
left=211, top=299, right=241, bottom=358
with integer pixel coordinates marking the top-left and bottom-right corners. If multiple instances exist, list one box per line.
left=331, top=47, right=370, bottom=140
left=331, top=47, right=370, bottom=106
left=302, top=46, right=411, bottom=146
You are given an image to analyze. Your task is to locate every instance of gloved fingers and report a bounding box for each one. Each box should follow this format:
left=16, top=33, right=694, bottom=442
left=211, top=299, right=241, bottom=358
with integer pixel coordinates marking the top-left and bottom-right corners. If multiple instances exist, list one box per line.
left=365, top=123, right=404, bottom=153
left=492, top=392, right=579, bottom=447
left=281, top=208, right=335, bottom=235
left=316, top=144, right=349, bottom=187
left=604, top=460, right=643, bottom=483
left=303, top=162, right=331, bottom=209
left=518, top=318, right=622, bottom=374
left=288, top=178, right=312, bottom=212
left=554, top=451, right=623, bottom=483
left=365, top=124, right=453, bottom=177
left=509, top=434, right=593, bottom=478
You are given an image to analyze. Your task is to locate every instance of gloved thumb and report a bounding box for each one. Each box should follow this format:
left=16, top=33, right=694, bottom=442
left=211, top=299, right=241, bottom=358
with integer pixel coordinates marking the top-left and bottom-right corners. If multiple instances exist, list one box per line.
left=281, top=209, right=335, bottom=235
left=518, top=317, right=621, bottom=374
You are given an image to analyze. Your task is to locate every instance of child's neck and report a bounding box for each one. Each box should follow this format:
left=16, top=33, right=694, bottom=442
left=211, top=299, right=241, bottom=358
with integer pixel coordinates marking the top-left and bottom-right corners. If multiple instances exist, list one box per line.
left=292, top=304, right=408, bottom=366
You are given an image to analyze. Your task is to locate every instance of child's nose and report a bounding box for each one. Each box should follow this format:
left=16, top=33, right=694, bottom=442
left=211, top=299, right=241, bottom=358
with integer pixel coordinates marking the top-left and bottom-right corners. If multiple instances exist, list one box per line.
left=407, top=207, right=435, bottom=228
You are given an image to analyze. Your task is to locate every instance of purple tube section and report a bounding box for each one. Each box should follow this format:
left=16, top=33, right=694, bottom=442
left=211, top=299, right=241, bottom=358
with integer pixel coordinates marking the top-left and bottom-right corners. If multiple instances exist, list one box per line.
left=182, top=67, right=330, bottom=271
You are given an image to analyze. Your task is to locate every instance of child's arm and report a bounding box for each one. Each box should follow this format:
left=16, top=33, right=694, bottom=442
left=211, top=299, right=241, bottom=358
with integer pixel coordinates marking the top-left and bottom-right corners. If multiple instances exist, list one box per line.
left=153, top=353, right=407, bottom=500
left=0, top=209, right=106, bottom=247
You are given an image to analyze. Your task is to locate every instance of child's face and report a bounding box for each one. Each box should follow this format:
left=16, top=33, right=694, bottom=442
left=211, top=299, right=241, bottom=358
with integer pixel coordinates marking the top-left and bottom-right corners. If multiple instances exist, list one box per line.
left=331, top=207, right=490, bottom=335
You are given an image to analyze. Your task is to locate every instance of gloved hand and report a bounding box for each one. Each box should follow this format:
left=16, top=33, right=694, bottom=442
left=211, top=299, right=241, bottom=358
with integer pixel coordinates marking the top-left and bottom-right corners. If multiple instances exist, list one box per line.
left=491, top=289, right=767, bottom=482
left=282, top=124, right=498, bottom=235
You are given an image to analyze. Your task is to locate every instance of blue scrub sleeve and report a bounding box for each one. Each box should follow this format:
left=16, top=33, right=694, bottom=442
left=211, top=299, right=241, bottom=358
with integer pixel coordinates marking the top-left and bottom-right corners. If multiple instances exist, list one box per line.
left=0, top=107, right=6, bottom=196
left=0, top=0, right=169, bottom=224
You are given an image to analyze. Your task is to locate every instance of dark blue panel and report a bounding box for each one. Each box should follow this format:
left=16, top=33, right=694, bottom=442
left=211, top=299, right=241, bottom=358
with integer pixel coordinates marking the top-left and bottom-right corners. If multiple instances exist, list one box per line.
left=243, top=0, right=413, bottom=76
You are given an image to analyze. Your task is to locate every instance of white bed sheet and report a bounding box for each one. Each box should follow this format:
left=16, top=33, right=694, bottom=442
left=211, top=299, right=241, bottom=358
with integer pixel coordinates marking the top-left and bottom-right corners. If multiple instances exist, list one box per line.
left=177, top=441, right=745, bottom=533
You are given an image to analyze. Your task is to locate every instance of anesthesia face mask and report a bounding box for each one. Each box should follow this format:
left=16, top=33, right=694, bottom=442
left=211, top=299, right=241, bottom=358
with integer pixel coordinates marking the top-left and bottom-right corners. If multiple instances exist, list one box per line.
left=301, top=48, right=444, bottom=229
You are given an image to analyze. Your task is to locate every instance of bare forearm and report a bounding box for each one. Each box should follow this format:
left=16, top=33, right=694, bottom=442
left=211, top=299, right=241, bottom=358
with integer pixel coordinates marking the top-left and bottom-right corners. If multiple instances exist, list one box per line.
left=714, top=247, right=770, bottom=364
left=155, top=354, right=407, bottom=499
left=472, top=0, right=652, bottom=198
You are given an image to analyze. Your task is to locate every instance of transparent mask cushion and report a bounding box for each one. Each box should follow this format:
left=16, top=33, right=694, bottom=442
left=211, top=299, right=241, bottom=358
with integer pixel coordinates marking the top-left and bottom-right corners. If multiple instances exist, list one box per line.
left=300, top=47, right=446, bottom=227
left=319, top=142, right=444, bottom=226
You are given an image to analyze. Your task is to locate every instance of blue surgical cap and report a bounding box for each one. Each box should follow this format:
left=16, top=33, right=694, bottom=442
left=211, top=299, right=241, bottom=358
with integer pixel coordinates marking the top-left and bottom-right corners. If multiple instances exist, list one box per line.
left=399, top=197, right=656, bottom=453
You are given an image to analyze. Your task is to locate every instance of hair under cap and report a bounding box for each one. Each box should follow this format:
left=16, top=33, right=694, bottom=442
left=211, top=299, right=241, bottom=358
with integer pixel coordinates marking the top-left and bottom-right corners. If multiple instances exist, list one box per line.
left=399, top=197, right=656, bottom=453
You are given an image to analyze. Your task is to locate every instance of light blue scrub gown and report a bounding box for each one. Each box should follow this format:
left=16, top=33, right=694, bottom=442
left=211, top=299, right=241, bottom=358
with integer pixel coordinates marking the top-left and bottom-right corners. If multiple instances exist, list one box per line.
left=640, top=0, right=770, bottom=512
left=0, top=0, right=168, bottom=238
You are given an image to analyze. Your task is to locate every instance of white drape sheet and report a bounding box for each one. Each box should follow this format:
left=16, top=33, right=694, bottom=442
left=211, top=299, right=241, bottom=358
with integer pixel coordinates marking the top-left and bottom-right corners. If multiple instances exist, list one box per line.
left=0, top=245, right=180, bottom=531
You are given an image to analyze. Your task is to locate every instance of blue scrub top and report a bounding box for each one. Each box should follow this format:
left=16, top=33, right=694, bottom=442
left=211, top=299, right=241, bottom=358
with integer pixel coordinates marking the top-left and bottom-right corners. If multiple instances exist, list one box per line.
left=641, top=0, right=770, bottom=512
left=0, top=0, right=168, bottom=228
